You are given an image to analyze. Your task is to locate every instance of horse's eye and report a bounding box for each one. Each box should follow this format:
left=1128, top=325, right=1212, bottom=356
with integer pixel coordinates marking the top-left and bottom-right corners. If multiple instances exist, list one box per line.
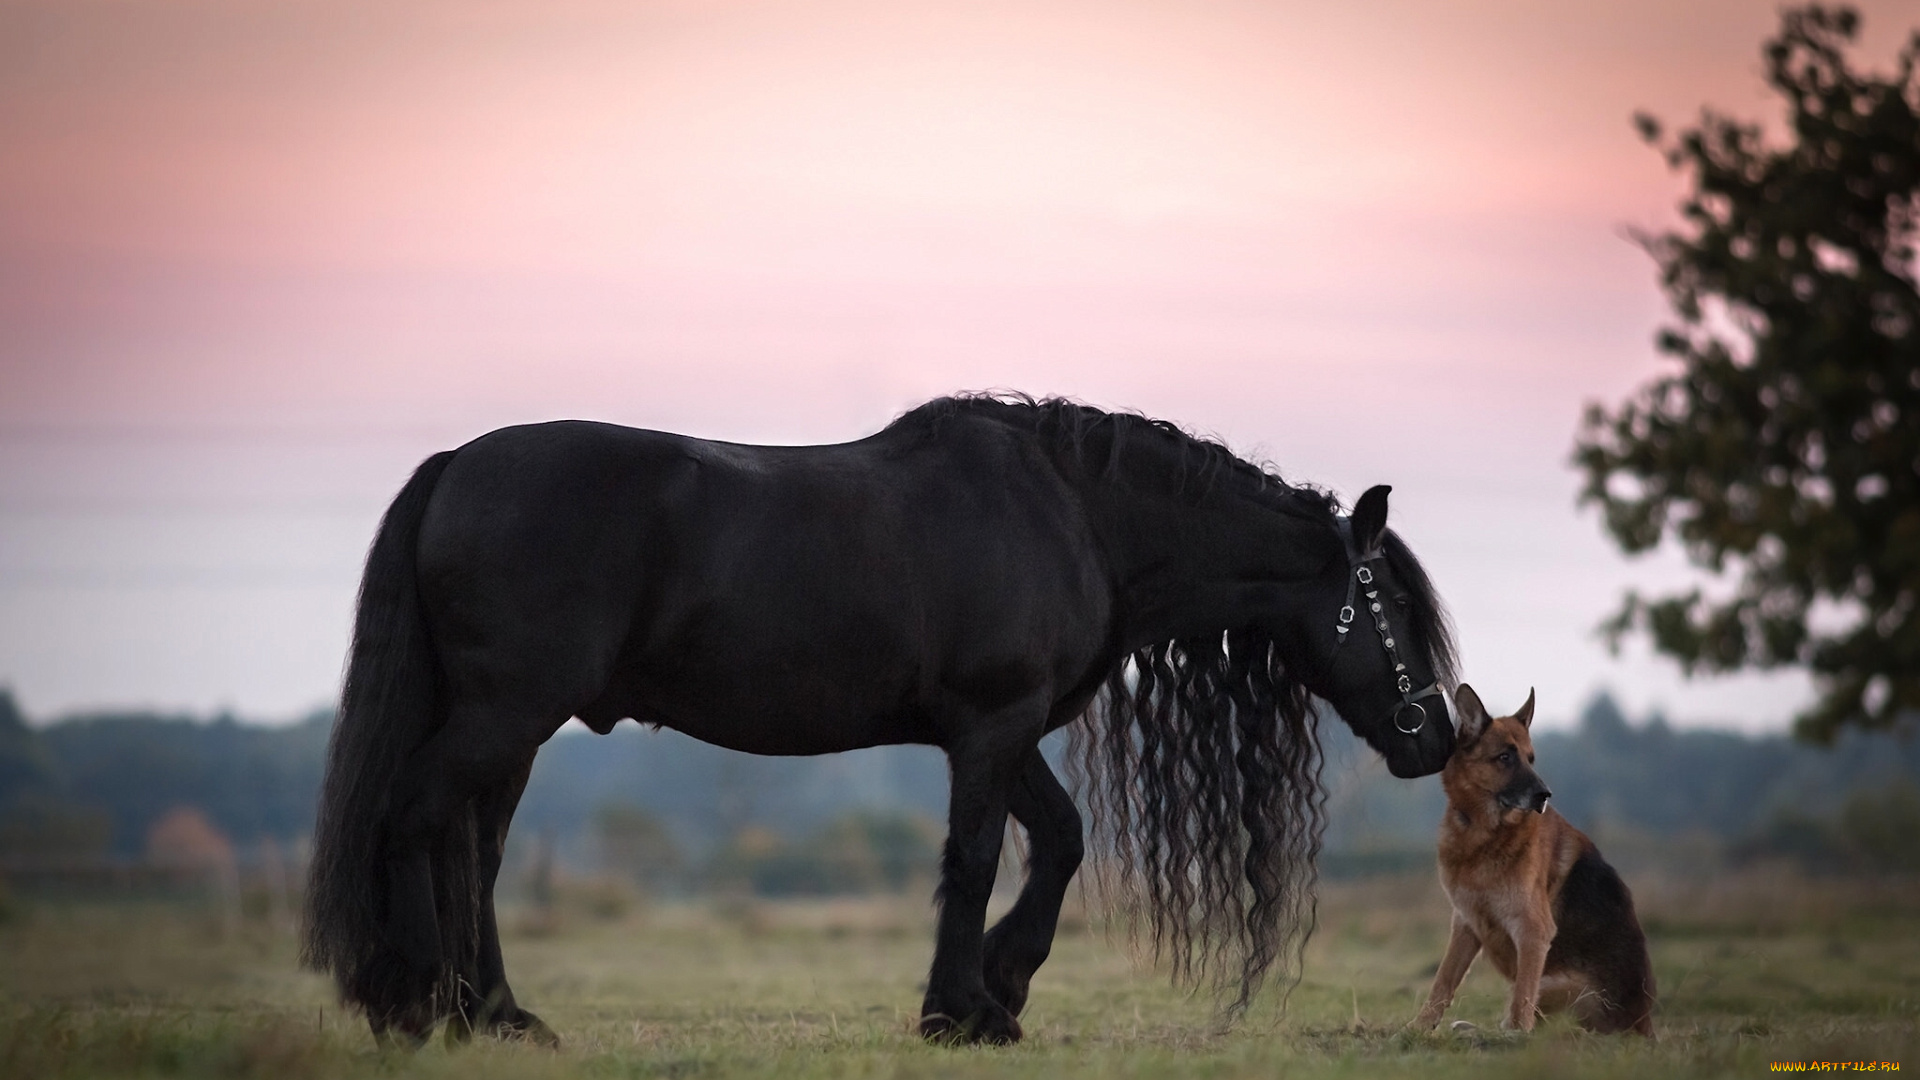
left=1394, top=595, right=1411, bottom=611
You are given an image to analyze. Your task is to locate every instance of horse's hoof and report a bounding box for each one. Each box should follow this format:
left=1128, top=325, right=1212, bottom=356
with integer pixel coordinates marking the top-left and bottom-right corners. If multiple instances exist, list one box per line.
left=918, top=1012, right=961, bottom=1043
left=973, top=1004, right=1022, bottom=1045
left=495, top=1010, right=561, bottom=1049
left=1449, top=1020, right=1479, bottom=1033
left=919, top=1001, right=1023, bottom=1045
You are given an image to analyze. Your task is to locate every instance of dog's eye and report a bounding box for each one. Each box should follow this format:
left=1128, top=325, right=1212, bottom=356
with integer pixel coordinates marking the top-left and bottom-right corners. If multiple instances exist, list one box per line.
left=1495, top=750, right=1513, bottom=765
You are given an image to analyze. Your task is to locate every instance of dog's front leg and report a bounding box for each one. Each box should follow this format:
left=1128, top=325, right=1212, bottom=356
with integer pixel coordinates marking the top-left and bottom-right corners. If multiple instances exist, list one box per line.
left=1502, top=915, right=1553, bottom=1032
left=1412, top=915, right=1482, bottom=1029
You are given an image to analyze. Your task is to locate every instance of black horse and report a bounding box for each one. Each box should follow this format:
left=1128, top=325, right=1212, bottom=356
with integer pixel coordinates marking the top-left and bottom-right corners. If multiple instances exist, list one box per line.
left=302, top=395, right=1457, bottom=1046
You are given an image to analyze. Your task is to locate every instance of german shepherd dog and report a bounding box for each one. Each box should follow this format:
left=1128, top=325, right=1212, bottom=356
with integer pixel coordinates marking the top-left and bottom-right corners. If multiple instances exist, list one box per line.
left=1411, top=685, right=1655, bottom=1035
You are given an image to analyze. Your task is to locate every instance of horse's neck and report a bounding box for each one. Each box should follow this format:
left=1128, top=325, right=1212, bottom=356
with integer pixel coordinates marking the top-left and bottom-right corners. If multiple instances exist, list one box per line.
left=1082, top=462, right=1334, bottom=646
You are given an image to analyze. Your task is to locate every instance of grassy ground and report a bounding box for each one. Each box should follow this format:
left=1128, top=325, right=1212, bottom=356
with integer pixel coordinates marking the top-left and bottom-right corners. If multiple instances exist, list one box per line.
left=1, top=870, right=1915, bottom=1079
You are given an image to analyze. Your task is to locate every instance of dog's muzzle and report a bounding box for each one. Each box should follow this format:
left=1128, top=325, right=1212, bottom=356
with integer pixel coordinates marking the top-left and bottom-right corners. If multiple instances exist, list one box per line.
left=1498, top=775, right=1552, bottom=814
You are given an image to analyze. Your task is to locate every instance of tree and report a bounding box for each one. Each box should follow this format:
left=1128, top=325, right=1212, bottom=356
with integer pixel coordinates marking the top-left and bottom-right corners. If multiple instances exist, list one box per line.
left=1576, top=5, right=1920, bottom=741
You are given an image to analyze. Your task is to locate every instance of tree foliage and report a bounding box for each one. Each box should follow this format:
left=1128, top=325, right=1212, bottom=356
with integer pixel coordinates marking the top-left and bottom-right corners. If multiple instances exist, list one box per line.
left=1577, top=5, right=1920, bottom=740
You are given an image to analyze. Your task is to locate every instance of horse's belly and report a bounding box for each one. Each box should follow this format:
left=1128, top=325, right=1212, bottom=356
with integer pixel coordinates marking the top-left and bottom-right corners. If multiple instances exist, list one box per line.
left=589, top=660, right=932, bottom=756
left=627, top=704, right=928, bottom=756
left=662, top=709, right=926, bottom=756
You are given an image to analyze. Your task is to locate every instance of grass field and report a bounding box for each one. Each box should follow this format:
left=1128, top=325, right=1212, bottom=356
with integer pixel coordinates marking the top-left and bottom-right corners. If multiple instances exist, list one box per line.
left=2, top=869, right=1915, bottom=1079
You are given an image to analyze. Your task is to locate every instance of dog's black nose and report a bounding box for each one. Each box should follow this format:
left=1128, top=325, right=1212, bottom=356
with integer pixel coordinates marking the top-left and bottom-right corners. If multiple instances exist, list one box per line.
left=1530, top=789, right=1552, bottom=813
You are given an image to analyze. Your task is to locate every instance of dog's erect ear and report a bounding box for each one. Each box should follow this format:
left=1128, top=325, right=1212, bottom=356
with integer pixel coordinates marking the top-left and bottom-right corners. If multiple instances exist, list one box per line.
left=1452, top=683, right=1489, bottom=746
left=1351, top=485, right=1392, bottom=554
left=1515, top=688, right=1536, bottom=729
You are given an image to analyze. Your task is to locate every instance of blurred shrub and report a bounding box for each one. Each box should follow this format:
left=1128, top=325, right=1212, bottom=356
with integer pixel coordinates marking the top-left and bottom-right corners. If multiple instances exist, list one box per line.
left=1738, top=812, right=1848, bottom=874
left=1738, top=780, right=1920, bottom=875
left=1838, top=780, right=1920, bottom=874
left=594, top=803, right=683, bottom=890
left=707, top=811, right=942, bottom=897
left=0, top=794, right=112, bottom=859
left=569, top=875, right=638, bottom=921
left=145, top=806, right=235, bottom=867
left=816, top=811, right=943, bottom=892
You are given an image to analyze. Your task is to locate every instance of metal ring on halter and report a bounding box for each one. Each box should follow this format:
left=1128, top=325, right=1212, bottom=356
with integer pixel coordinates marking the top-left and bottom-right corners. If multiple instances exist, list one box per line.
left=1393, top=700, right=1427, bottom=735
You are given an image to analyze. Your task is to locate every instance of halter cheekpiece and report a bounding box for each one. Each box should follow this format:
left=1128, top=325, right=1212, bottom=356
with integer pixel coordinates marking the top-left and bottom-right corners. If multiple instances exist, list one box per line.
left=1332, top=516, right=1446, bottom=736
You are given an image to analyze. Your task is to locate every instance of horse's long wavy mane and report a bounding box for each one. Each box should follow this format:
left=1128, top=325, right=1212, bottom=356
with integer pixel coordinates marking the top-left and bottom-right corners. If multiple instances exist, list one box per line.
left=1077, top=631, right=1326, bottom=1014
left=897, top=393, right=1456, bottom=1014
left=896, top=392, right=1335, bottom=522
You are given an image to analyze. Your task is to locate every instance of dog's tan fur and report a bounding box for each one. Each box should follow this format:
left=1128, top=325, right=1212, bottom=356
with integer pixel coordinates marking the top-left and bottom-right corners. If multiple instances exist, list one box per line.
left=1412, top=685, right=1655, bottom=1036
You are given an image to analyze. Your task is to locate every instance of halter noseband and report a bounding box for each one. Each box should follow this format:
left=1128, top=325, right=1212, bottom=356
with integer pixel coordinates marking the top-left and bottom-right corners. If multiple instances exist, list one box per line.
left=1332, top=516, right=1447, bottom=736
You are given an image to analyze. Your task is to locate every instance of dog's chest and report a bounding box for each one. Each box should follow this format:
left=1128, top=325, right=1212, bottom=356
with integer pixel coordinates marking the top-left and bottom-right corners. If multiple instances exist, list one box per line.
left=1437, top=821, right=1561, bottom=978
left=1439, top=871, right=1531, bottom=971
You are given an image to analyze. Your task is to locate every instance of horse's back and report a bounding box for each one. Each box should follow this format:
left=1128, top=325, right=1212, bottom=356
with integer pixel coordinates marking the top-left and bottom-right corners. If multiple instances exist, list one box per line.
left=418, top=415, right=1070, bottom=584
left=412, top=417, right=1113, bottom=753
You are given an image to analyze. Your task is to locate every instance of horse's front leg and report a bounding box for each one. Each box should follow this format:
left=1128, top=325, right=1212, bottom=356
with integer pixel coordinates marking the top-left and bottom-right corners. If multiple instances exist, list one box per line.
left=981, top=746, right=1083, bottom=1018
left=920, top=729, right=1029, bottom=1045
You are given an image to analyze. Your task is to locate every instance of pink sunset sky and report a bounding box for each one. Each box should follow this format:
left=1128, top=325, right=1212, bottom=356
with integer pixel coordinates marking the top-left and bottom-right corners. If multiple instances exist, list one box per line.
left=2, top=0, right=1913, bottom=728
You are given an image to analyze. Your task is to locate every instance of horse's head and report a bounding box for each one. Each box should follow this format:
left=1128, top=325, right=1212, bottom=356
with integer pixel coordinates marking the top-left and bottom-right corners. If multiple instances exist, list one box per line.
left=1295, top=485, right=1457, bottom=778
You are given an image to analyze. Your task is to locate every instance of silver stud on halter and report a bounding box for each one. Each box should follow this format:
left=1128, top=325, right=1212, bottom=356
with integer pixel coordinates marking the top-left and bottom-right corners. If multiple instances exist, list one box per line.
left=1334, top=514, right=1446, bottom=737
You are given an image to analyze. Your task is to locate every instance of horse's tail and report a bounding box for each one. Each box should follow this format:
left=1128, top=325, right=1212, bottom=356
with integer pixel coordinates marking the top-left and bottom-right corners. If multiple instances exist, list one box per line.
left=301, top=449, right=463, bottom=1022
left=1070, top=630, right=1326, bottom=1016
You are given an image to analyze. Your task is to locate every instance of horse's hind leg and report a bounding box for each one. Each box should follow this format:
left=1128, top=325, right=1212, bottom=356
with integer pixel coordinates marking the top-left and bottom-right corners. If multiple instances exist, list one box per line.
left=445, top=753, right=559, bottom=1047
left=379, top=704, right=564, bottom=1044
left=981, top=747, right=1083, bottom=1018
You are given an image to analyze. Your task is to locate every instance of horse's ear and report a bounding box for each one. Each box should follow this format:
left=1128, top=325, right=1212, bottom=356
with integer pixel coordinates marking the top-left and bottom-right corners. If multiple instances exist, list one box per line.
left=1515, top=688, right=1536, bottom=729
left=1352, top=485, right=1392, bottom=553
left=1452, top=683, right=1488, bottom=746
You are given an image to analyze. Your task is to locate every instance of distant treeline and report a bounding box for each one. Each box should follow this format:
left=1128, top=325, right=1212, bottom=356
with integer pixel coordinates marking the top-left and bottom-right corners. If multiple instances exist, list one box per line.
left=1319, top=693, right=1920, bottom=875
left=1, top=689, right=1915, bottom=881
left=0, top=695, right=331, bottom=860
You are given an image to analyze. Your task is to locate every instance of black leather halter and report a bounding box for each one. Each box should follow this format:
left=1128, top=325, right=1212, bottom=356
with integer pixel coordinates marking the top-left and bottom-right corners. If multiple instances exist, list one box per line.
left=1332, top=516, right=1448, bottom=736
